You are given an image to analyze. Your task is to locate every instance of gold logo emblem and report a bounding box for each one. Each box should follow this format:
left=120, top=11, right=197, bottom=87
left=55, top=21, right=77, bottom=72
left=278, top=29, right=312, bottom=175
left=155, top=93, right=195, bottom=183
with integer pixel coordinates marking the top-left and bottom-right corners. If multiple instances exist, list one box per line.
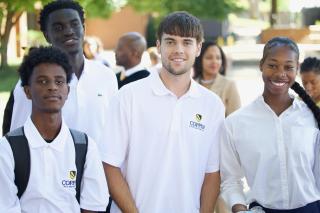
left=195, top=114, right=202, bottom=122
left=69, top=171, right=76, bottom=180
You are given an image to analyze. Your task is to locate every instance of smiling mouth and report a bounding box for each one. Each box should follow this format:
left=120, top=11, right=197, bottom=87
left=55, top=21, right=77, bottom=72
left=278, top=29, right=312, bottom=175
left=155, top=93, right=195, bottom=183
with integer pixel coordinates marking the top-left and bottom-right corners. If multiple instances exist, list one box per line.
left=45, top=96, right=61, bottom=101
left=271, top=81, right=286, bottom=87
left=171, top=58, right=185, bottom=63
left=64, top=38, right=78, bottom=45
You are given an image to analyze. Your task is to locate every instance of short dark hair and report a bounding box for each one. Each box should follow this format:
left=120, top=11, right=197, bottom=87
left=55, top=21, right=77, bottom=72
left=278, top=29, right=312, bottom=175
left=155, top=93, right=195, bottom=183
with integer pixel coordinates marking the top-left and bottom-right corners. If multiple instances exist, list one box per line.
left=39, top=0, right=85, bottom=32
left=300, top=57, right=320, bottom=74
left=193, top=41, right=227, bottom=79
left=157, top=11, right=203, bottom=43
left=260, top=36, right=299, bottom=65
left=19, top=46, right=73, bottom=86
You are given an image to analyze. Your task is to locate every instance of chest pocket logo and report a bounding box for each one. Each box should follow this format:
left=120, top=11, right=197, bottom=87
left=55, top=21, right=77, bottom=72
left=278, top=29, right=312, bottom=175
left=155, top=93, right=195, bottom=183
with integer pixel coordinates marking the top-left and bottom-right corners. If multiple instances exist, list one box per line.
left=69, top=171, right=76, bottom=180
left=190, top=114, right=205, bottom=131
left=196, top=114, right=202, bottom=122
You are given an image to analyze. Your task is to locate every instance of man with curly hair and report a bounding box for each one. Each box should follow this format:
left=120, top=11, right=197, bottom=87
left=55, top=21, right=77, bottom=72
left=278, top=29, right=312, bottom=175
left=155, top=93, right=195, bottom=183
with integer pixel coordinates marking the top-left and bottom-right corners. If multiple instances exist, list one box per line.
left=0, top=46, right=108, bottom=212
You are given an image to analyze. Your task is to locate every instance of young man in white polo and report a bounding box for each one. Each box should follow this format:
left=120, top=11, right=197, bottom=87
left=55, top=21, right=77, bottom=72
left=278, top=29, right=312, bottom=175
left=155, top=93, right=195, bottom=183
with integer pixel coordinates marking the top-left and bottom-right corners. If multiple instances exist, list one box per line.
left=0, top=46, right=108, bottom=212
left=100, top=11, right=225, bottom=213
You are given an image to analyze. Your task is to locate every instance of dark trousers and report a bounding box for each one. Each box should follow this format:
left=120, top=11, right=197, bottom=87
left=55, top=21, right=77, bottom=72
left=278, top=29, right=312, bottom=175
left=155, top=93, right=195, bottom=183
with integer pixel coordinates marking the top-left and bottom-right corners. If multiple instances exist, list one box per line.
left=249, top=201, right=320, bottom=213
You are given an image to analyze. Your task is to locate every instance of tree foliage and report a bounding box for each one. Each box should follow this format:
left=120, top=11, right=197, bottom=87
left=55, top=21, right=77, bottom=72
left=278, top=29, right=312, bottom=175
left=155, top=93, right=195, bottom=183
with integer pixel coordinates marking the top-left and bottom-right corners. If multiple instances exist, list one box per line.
left=127, top=0, right=243, bottom=20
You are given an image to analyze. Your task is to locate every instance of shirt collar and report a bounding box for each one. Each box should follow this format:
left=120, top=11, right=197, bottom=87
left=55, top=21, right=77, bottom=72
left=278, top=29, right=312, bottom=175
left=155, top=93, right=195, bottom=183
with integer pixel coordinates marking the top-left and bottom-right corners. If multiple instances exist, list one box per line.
left=125, top=63, right=145, bottom=77
left=151, top=71, right=201, bottom=98
left=257, top=94, right=303, bottom=111
left=24, top=117, right=68, bottom=152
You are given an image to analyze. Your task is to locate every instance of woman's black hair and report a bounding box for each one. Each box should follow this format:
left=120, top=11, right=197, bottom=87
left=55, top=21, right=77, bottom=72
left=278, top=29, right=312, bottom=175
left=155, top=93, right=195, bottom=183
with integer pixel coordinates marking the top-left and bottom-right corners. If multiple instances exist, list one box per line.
left=291, top=82, right=320, bottom=128
left=300, top=57, right=320, bottom=74
left=261, top=36, right=299, bottom=65
left=193, top=41, right=227, bottom=79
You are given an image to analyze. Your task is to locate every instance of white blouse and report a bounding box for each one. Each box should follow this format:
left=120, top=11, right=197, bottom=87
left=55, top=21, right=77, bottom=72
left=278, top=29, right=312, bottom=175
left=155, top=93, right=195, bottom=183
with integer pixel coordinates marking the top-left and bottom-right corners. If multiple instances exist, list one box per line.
left=220, top=96, right=320, bottom=210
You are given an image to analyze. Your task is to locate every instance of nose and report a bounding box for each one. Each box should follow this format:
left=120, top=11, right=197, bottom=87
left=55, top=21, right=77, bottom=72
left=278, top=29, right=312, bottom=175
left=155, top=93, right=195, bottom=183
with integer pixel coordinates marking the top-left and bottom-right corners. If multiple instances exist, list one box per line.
left=63, top=26, right=74, bottom=36
left=48, top=81, right=58, bottom=91
left=175, top=43, right=184, bottom=54
left=304, top=82, right=312, bottom=92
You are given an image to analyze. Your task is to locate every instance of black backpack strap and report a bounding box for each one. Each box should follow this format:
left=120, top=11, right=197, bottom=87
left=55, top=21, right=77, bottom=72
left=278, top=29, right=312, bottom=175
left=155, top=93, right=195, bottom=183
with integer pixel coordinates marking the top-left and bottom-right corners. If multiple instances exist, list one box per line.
left=69, top=129, right=88, bottom=204
left=5, top=127, right=30, bottom=199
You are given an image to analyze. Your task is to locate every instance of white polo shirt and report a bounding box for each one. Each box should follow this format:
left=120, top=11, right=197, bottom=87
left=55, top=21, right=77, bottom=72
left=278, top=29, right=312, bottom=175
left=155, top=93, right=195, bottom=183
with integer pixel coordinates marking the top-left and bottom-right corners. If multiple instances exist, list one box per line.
left=10, top=58, right=118, bottom=146
left=100, top=71, right=225, bottom=213
left=0, top=117, right=109, bottom=212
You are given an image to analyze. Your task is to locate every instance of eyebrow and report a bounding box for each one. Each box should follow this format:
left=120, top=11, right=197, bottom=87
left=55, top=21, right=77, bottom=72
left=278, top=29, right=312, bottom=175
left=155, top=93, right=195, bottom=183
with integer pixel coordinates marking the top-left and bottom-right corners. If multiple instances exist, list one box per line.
left=164, top=37, right=175, bottom=41
left=268, top=58, right=295, bottom=63
left=52, top=18, right=79, bottom=25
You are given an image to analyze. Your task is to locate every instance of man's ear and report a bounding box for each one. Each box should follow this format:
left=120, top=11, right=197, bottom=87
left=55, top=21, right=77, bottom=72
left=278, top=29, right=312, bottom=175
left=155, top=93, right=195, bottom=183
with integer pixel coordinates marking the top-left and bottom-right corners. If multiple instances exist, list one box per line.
left=67, top=85, right=70, bottom=96
left=156, top=40, right=161, bottom=54
left=24, top=86, right=32, bottom=100
left=196, top=41, right=202, bottom=57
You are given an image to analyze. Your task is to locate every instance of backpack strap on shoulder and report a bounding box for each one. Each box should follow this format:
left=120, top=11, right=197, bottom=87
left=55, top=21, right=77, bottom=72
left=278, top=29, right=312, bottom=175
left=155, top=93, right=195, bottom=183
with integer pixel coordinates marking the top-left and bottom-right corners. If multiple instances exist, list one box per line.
left=69, top=128, right=88, bottom=204
left=5, top=127, right=30, bottom=199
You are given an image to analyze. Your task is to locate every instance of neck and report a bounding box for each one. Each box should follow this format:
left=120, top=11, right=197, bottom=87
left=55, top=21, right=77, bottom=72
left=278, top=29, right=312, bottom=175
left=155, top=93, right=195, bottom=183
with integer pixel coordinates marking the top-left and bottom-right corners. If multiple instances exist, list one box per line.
left=125, top=62, right=139, bottom=71
left=31, top=112, right=62, bottom=141
left=314, top=95, right=320, bottom=105
left=159, top=68, right=191, bottom=98
left=69, top=53, right=84, bottom=79
left=262, top=92, right=293, bottom=116
left=202, top=72, right=217, bottom=81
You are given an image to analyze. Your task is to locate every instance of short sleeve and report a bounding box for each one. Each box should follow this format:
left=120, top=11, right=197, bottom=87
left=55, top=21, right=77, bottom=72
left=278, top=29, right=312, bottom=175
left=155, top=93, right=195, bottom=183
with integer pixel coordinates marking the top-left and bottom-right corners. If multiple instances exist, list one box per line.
left=80, top=137, right=109, bottom=211
left=0, top=137, right=22, bottom=212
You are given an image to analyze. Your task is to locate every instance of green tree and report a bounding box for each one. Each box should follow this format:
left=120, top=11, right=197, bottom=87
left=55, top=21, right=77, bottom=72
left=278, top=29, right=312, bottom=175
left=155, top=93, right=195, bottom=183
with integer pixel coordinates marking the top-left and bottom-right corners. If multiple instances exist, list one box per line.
left=127, top=0, right=242, bottom=19
left=0, top=0, right=115, bottom=70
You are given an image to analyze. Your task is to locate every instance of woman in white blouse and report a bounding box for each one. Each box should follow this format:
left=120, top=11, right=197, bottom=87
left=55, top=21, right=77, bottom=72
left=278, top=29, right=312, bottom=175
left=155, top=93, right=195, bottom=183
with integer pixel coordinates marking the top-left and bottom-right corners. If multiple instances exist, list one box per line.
left=220, top=37, right=320, bottom=213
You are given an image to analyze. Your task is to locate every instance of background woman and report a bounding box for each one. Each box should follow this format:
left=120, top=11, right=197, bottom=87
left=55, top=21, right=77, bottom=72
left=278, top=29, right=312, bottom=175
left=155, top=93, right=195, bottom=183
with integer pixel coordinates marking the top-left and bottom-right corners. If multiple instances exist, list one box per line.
left=300, top=57, right=320, bottom=107
left=193, top=41, right=241, bottom=116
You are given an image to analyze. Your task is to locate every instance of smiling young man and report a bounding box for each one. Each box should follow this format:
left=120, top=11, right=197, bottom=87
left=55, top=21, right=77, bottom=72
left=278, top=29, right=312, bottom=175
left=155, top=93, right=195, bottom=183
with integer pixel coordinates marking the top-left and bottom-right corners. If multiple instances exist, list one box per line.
left=4, top=1, right=118, bottom=147
left=0, top=46, right=108, bottom=212
left=100, top=12, right=225, bottom=213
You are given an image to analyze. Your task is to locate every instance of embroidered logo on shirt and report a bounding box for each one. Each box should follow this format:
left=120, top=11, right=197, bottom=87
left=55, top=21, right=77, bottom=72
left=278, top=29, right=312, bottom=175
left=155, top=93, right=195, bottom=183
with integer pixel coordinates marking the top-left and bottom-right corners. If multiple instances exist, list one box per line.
left=195, top=114, right=202, bottom=122
left=189, top=114, right=205, bottom=131
left=62, top=170, right=77, bottom=188
left=97, top=93, right=103, bottom=97
left=69, top=170, right=76, bottom=180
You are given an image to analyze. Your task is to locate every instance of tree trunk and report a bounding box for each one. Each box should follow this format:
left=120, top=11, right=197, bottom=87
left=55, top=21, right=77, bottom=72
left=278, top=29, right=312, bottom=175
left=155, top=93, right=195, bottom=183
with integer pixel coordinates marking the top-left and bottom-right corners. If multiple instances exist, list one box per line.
left=270, top=0, right=277, bottom=27
left=0, top=11, right=22, bottom=70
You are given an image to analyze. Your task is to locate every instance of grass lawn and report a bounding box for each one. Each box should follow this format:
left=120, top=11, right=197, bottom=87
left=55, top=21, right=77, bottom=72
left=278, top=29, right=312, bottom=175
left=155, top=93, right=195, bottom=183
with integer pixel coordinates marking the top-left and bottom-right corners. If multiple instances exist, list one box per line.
left=0, top=65, right=19, bottom=92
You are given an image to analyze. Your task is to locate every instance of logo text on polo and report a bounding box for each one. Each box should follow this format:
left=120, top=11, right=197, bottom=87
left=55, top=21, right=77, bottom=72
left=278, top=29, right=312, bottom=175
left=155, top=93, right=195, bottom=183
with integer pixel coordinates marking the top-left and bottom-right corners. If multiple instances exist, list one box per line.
left=190, top=114, right=205, bottom=131
left=62, top=170, right=77, bottom=188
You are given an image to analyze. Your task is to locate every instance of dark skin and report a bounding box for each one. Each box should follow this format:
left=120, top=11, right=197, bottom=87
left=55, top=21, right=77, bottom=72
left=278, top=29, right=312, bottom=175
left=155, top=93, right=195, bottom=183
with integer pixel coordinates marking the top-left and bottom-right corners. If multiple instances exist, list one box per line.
left=260, top=45, right=298, bottom=116
left=115, top=32, right=146, bottom=70
left=24, top=63, right=95, bottom=213
left=231, top=45, right=298, bottom=213
left=44, top=9, right=85, bottom=79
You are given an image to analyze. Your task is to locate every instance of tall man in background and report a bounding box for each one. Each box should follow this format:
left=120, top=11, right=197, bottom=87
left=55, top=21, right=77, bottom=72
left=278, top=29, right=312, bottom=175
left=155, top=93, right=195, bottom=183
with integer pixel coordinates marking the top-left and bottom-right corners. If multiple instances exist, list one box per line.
left=3, top=0, right=118, bottom=147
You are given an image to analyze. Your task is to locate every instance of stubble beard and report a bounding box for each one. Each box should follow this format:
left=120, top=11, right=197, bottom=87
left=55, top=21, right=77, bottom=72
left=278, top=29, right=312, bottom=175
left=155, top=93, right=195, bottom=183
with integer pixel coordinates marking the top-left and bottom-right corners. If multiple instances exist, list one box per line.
left=163, top=63, right=190, bottom=76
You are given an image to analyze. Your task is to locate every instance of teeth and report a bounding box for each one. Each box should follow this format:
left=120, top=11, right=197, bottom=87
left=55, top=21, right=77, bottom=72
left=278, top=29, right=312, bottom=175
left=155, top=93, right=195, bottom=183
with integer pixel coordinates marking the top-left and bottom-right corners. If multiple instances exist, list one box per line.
left=271, top=81, right=285, bottom=87
left=65, top=39, right=74, bottom=44
left=173, top=59, right=183, bottom=62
